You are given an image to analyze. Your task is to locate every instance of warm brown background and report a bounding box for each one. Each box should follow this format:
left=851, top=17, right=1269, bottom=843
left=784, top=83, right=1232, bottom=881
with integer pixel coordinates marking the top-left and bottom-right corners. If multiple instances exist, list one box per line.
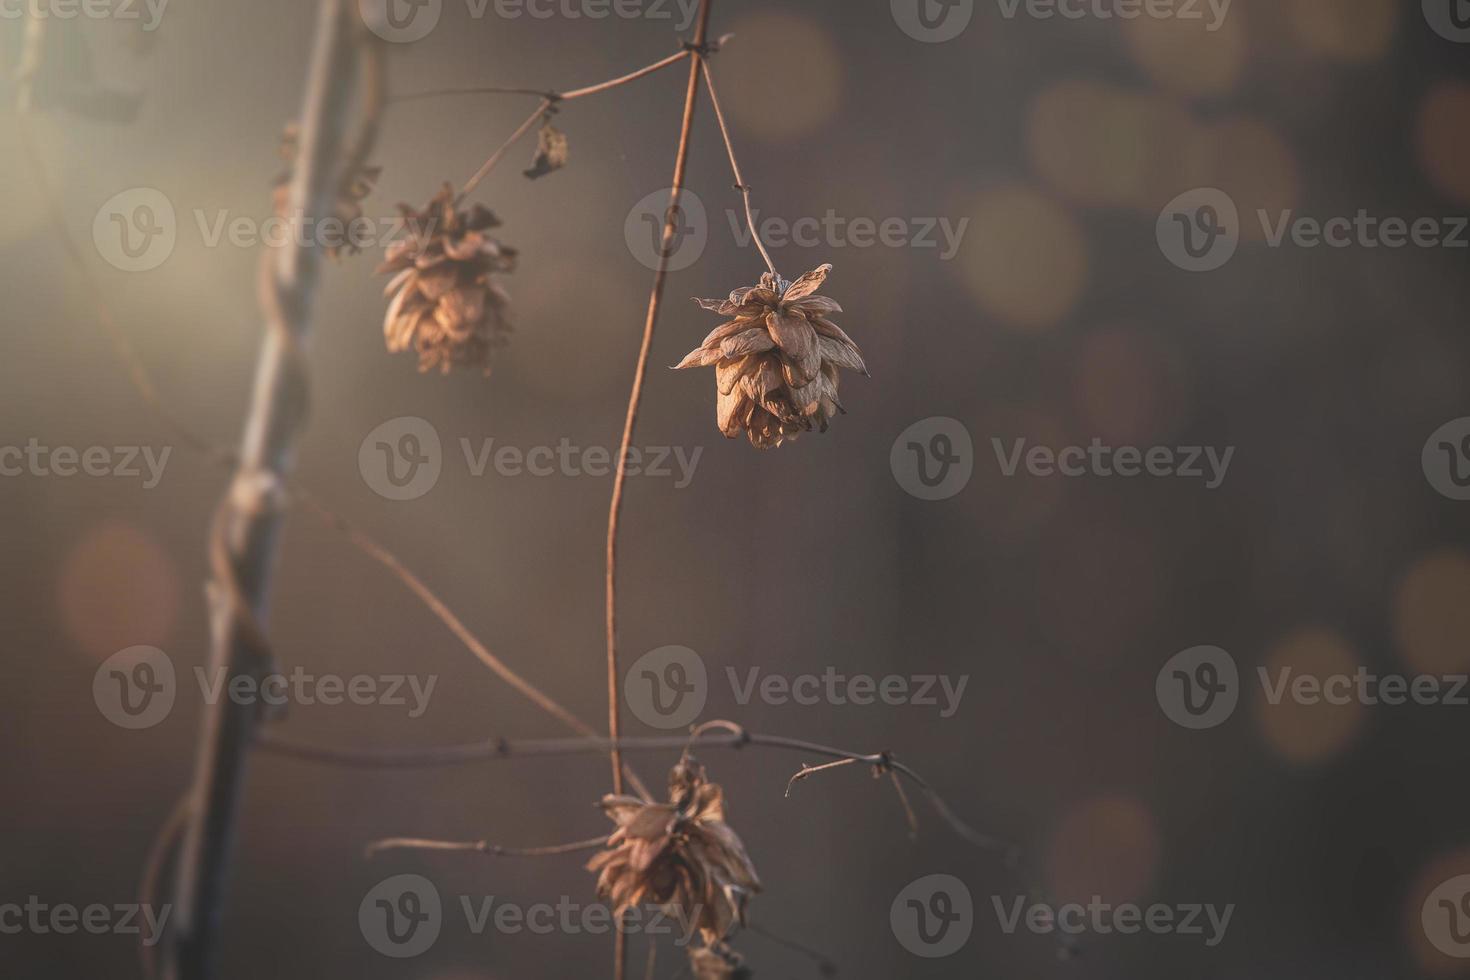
left=5, top=0, right=1470, bottom=977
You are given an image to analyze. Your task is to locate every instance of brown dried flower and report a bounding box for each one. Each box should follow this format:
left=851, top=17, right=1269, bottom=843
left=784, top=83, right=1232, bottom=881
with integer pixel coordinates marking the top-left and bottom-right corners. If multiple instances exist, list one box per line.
left=376, top=183, right=517, bottom=375
left=674, top=264, right=867, bottom=449
left=272, top=123, right=381, bottom=259
left=588, top=758, right=760, bottom=946
left=689, top=943, right=753, bottom=980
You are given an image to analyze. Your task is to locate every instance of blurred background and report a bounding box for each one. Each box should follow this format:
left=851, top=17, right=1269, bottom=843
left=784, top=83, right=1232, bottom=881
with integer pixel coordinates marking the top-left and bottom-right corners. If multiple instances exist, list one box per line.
left=5, top=0, right=1470, bottom=976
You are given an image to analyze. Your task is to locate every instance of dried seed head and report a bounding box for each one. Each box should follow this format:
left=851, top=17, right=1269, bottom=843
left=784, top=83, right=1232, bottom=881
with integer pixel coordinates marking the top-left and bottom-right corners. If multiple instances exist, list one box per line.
left=674, top=264, right=867, bottom=449
left=588, top=757, right=760, bottom=946
left=375, top=183, right=518, bottom=375
left=690, top=942, right=753, bottom=979
left=272, top=123, right=381, bottom=259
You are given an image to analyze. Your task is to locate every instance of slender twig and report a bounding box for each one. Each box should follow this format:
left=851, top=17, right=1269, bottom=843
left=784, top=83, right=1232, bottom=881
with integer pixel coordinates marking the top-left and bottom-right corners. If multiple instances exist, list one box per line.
left=608, top=0, right=713, bottom=804
left=698, top=59, right=778, bottom=278
left=455, top=50, right=692, bottom=201
left=394, top=49, right=688, bottom=106
left=254, top=722, right=1019, bottom=861
left=747, top=919, right=839, bottom=977
left=458, top=98, right=552, bottom=201
left=137, top=794, right=192, bottom=980
left=560, top=50, right=691, bottom=101
left=886, top=768, right=920, bottom=840
left=784, top=758, right=858, bottom=797
left=365, top=835, right=607, bottom=858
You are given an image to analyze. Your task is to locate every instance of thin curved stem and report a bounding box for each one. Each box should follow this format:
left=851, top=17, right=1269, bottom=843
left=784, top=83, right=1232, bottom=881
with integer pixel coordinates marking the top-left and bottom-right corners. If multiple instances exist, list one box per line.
left=365, top=835, right=607, bottom=859
left=455, top=49, right=692, bottom=201
left=560, top=49, right=690, bottom=101
left=699, top=59, right=778, bottom=278
left=458, top=99, right=552, bottom=201
left=254, top=722, right=1019, bottom=862
left=607, top=0, right=712, bottom=806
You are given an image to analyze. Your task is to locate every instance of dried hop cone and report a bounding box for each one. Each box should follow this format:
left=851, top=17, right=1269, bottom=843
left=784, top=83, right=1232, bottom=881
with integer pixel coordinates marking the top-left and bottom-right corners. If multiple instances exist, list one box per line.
left=675, top=263, right=867, bottom=449
left=588, top=758, right=760, bottom=946
left=376, top=183, right=517, bottom=375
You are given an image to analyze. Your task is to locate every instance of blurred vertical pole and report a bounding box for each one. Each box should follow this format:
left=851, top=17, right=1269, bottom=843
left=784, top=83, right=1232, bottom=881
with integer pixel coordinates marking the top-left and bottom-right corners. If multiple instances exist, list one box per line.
left=164, top=2, right=358, bottom=978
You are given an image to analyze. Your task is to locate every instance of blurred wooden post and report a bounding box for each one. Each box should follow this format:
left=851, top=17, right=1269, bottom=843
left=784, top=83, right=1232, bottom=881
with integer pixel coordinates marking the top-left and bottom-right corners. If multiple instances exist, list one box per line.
left=165, top=2, right=358, bottom=977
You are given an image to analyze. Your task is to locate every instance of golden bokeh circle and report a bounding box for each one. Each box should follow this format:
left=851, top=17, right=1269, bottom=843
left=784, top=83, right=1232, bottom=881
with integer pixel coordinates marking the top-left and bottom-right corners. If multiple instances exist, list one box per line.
left=58, top=521, right=181, bottom=661
left=1253, top=627, right=1364, bottom=765
left=719, top=10, right=843, bottom=141
left=1417, top=82, right=1470, bottom=207
left=1045, top=795, right=1161, bottom=906
left=1396, top=549, right=1470, bottom=676
left=954, top=184, right=1088, bottom=332
left=1123, top=6, right=1247, bottom=98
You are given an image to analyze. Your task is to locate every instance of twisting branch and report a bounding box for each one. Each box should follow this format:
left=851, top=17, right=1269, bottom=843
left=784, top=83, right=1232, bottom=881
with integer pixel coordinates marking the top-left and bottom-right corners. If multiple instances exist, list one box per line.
left=698, top=59, right=779, bottom=278
left=165, top=4, right=363, bottom=978
left=255, top=721, right=1020, bottom=863
left=365, top=835, right=608, bottom=859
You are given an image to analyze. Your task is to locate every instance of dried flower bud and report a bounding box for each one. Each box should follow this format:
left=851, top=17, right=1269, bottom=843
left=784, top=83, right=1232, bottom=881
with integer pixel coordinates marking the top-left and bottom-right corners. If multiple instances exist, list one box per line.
left=588, top=758, right=760, bottom=946
left=674, top=264, right=867, bottom=449
left=375, top=183, right=518, bottom=375
left=690, top=943, right=753, bottom=979
left=523, top=119, right=569, bottom=180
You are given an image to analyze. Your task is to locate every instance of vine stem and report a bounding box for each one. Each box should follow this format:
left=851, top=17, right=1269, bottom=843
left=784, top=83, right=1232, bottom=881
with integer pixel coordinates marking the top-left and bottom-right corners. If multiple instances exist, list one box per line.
left=456, top=49, right=692, bottom=201
left=608, top=0, right=713, bottom=804
left=166, top=2, right=360, bottom=978
left=698, top=59, right=779, bottom=279
left=254, top=721, right=1022, bottom=862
